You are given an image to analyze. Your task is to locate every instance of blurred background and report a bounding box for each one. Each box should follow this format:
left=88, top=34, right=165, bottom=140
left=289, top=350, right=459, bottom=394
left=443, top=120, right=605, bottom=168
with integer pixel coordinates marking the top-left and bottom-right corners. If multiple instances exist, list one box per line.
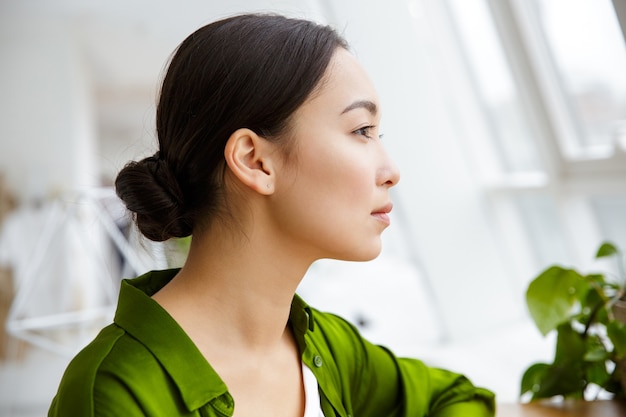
left=1, top=0, right=625, bottom=415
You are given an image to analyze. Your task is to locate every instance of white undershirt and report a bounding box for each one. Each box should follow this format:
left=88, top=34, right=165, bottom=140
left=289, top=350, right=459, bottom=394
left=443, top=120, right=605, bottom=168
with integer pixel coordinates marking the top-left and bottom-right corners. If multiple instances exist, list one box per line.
left=302, top=363, right=325, bottom=417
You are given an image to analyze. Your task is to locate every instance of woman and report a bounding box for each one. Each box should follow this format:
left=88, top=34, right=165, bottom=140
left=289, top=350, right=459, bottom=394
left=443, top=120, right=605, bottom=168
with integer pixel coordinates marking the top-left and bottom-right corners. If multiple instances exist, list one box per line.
left=49, top=13, right=495, bottom=417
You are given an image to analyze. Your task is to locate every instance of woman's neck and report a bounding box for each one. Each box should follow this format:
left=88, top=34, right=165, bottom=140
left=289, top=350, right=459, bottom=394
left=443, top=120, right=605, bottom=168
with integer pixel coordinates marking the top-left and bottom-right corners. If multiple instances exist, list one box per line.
left=152, top=223, right=312, bottom=352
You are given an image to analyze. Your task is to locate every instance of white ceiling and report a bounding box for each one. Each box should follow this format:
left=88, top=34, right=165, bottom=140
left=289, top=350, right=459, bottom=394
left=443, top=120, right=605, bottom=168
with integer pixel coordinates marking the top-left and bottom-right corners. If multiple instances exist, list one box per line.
left=2, top=0, right=327, bottom=90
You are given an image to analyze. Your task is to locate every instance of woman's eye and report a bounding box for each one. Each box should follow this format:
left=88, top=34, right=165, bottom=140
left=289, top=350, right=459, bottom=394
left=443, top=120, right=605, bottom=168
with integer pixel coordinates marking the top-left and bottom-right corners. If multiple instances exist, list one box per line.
left=354, top=126, right=377, bottom=139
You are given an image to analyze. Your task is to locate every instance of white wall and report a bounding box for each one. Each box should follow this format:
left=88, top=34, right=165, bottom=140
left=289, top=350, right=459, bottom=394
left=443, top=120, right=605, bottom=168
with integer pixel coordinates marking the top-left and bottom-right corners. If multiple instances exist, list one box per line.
left=0, top=15, right=98, bottom=203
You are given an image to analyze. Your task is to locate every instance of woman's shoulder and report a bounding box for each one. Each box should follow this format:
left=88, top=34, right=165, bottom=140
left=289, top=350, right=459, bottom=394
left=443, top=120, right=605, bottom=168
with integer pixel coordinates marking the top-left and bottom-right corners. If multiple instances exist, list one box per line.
left=50, top=319, right=204, bottom=416
left=302, top=303, right=374, bottom=362
left=309, top=306, right=361, bottom=335
left=48, top=323, right=164, bottom=416
left=55, top=323, right=155, bottom=390
left=292, top=295, right=363, bottom=343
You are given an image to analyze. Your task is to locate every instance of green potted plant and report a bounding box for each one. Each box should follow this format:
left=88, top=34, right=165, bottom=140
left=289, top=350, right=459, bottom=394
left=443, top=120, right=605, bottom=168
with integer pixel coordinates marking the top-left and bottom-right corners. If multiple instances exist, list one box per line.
left=521, top=242, right=626, bottom=401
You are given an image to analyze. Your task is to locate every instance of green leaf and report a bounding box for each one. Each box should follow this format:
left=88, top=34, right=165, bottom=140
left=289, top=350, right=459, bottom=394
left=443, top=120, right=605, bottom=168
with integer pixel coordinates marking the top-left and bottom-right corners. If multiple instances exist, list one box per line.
left=585, top=273, right=607, bottom=286
left=554, top=323, right=586, bottom=365
left=577, top=286, right=611, bottom=327
left=607, top=321, right=626, bottom=358
left=526, top=267, right=587, bottom=335
left=532, top=363, right=585, bottom=399
left=604, top=368, right=626, bottom=396
left=583, top=333, right=609, bottom=361
left=596, top=242, right=619, bottom=259
left=586, top=360, right=611, bottom=387
left=584, top=346, right=608, bottom=362
left=520, top=363, right=549, bottom=396
left=586, top=285, right=603, bottom=308
left=521, top=324, right=588, bottom=400
left=595, top=308, right=610, bottom=328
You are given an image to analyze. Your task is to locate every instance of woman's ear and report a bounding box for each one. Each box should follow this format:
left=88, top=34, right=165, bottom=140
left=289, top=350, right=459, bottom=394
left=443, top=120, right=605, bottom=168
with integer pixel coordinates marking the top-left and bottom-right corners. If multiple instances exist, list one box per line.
left=224, top=128, right=276, bottom=195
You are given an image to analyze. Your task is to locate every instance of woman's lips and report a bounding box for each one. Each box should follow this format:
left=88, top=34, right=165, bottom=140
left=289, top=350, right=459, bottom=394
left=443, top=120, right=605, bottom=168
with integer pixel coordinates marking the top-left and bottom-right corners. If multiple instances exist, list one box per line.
left=371, top=203, right=393, bottom=225
left=372, top=212, right=390, bottom=225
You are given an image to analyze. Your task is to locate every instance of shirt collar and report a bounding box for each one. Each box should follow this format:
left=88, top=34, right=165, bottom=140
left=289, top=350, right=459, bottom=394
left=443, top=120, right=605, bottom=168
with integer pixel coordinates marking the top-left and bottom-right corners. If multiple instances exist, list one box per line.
left=113, top=269, right=317, bottom=413
left=114, top=269, right=231, bottom=412
left=289, top=293, right=315, bottom=352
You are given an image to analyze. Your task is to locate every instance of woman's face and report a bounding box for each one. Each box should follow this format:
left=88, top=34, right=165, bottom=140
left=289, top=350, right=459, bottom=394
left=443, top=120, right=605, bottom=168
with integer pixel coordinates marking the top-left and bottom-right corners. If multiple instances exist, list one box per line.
left=270, top=48, right=400, bottom=262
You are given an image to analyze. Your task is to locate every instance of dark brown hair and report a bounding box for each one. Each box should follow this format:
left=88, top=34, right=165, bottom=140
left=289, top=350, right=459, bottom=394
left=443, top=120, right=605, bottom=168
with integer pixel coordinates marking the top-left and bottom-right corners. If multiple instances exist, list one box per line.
left=115, top=14, right=348, bottom=241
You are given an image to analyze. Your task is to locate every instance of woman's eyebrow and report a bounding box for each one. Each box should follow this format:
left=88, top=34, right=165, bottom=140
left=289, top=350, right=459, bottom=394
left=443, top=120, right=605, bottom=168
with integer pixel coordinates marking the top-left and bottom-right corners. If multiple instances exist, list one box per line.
left=341, top=100, right=378, bottom=115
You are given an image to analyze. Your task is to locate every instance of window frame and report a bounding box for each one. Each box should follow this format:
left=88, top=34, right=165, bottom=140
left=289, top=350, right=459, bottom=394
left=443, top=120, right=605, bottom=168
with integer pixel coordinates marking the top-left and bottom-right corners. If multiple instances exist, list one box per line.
left=440, top=0, right=626, bottom=270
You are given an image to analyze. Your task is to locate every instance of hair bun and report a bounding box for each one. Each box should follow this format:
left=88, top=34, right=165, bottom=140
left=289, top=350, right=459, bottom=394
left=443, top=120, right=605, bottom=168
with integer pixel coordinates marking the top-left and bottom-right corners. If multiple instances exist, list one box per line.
left=115, top=154, right=192, bottom=241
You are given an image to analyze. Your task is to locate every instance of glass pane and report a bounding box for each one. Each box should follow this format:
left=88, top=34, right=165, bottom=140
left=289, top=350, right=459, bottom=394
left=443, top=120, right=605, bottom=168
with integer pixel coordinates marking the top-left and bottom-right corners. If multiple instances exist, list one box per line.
left=591, top=196, right=626, bottom=251
left=447, top=0, right=542, bottom=173
left=534, top=0, right=626, bottom=152
left=515, top=194, right=570, bottom=268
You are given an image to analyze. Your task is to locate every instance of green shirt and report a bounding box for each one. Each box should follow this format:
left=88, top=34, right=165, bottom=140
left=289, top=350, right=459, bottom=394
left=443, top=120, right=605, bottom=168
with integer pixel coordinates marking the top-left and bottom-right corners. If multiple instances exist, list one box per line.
left=49, top=269, right=495, bottom=416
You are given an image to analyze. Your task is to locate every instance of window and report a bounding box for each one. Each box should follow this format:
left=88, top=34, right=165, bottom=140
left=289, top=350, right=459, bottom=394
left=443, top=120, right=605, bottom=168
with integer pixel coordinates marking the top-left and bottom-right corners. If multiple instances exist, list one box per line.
left=447, top=0, right=542, bottom=174
left=534, top=0, right=626, bottom=155
left=444, top=0, right=626, bottom=271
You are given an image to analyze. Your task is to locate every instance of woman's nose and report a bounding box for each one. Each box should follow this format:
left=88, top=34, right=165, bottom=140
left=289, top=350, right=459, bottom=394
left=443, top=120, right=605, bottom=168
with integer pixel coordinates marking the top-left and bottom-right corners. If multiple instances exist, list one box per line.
left=378, top=147, right=400, bottom=187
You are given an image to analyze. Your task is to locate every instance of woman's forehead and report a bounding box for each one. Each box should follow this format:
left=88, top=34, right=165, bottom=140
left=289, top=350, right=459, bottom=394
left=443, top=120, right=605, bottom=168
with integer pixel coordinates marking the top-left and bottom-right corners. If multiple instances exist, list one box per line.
left=301, top=48, right=380, bottom=115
